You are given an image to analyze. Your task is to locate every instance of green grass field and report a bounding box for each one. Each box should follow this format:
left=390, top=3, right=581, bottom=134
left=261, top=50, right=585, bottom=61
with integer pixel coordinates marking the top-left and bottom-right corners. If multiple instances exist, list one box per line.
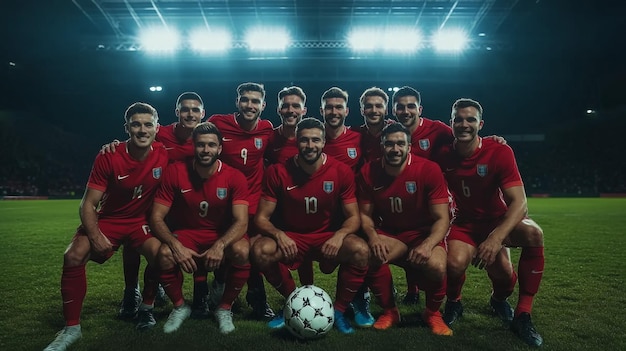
left=1, top=198, right=625, bottom=351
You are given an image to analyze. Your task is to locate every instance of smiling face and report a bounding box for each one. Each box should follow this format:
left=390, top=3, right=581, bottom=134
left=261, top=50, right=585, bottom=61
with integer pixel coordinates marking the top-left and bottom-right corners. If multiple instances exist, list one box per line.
left=297, top=127, right=326, bottom=165
left=392, top=95, right=422, bottom=129
left=125, top=113, right=158, bottom=149
left=321, top=97, right=348, bottom=129
left=382, top=131, right=410, bottom=167
left=278, top=94, right=307, bottom=128
left=176, top=98, right=205, bottom=129
left=194, top=132, right=222, bottom=168
left=451, top=106, right=483, bottom=142
left=236, top=90, right=266, bottom=123
left=361, top=95, right=387, bottom=127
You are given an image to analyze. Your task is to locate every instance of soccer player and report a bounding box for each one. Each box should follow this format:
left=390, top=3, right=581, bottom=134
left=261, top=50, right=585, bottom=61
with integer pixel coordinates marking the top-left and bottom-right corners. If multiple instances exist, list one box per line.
left=149, top=122, right=251, bottom=334
left=358, top=123, right=453, bottom=335
left=436, top=98, right=544, bottom=347
left=252, top=118, right=370, bottom=334
left=44, top=103, right=169, bottom=351
left=357, top=87, right=395, bottom=163
left=265, top=86, right=307, bottom=165
left=207, top=82, right=275, bottom=319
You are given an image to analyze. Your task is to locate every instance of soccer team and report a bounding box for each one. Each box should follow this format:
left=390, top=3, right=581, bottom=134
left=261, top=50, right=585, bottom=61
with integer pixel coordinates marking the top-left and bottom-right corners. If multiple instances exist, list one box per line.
left=44, top=83, right=545, bottom=350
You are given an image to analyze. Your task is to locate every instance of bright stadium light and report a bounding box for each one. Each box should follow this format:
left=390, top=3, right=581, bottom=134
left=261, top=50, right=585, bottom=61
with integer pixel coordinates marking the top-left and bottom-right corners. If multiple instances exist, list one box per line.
left=348, top=28, right=380, bottom=52
left=189, top=28, right=232, bottom=53
left=432, top=29, right=468, bottom=52
left=149, top=86, right=162, bottom=92
left=382, top=27, right=422, bottom=52
left=139, top=27, right=181, bottom=52
left=245, top=27, right=290, bottom=51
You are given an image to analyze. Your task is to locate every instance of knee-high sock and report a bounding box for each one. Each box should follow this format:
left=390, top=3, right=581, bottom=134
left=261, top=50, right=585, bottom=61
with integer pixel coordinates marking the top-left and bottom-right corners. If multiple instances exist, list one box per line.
left=366, top=264, right=395, bottom=309
left=297, top=259, right=315, bottom=286
left=61, top=265, right=86, bottom=326
left=219, top=264, right=251, bottom=310
left=405, top=269, right=420, bottom=294
left=516, top=247, right=544, bottom=315
left=160, top=268, right=184, bottom=307
left=446, top=272, right=466, bottom=302
left=263, top=262, right=296, bottom=298
left=247, top=266, right=266, bottom=291
left=122, top=246, right=141, bottom=289
left=418, top=274, right=447, bottom=313
left=334, top=264, right=367, bottom=312
left=213, top=265, right=226, bottom=284
left=489, top=268, right=517, bottom=301
left=141, top=264, right=159, bottom=306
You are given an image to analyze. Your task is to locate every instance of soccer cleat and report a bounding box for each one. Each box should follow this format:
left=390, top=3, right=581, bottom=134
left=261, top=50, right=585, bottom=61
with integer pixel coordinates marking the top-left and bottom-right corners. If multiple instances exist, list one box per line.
left=163, top=304, right=191, bottom=333
left=423, top=310, right=454, bottom=336
left=268, top=310, right=285, bottom=329
left=443, top=300, right=464, bottom=326
left=246, top=288, right=275, bottom=320
left=191, top=295, right=211, bottom=319
left=44, top=325, right=82, bottom=351
left=215, top=308, right=236, bottom=334
left=208, top=280, right=225, bottom=311
left=118, top=285, right=141, bottom=319
left=373, top=307, right=401, bottom=330
left=511, top=313, right=543, bottom=347
left=351, top=290, right=375, bottom=327
left=333, top=310, right=355, bottom=334
left=154, top=284, right=168, bottom=308
left=490, top=296, right=514, bottom=325
left=136, top=308, right=156, bottom=331
left=402, top=291, right=420, bottom=305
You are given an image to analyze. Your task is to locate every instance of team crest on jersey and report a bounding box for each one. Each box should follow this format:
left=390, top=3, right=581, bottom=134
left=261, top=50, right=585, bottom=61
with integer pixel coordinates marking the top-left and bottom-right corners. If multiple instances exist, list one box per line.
left=347, top=148, right=358, bottom=159
left=152, top=167, right=162, bottom=179
left=216, top=188, right=227, bottom=199
left=254, top=138, right=263, bottom=150
left=418, top=139, right=430, bottom=151
left=323, top=181, right=334, bottom=194
left=477, top=164, right=488, bottom=177
left=405, top=181, right=417, bottom=194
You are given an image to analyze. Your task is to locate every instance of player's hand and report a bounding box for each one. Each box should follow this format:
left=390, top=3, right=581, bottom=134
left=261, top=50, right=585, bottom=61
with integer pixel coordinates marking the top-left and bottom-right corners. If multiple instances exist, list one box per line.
left=473, top=236, right=503, bottom=269
left=276, top=232, right=298, bottom=262
left=486, top=135, right=507, bottom=145
left=100, top=139, right=120, bottom=154
left=368, top=236, right=390, bottom=263
left=407, top=243, right=431, bottom=266
left=89, top=231, right=113, bottom=257
left=201, top=244, right=225, bottom=271
left=321, top=235, right=343, bottom=260
left=169, top=241, right=198, bottom=273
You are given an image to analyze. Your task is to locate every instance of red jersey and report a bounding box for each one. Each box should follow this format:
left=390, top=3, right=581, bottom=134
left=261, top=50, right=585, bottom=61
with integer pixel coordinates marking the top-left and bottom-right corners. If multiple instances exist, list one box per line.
left=435, top=138, right=524, bottom=222
left=266, top=125, right=298, bottom=165
left=262, top=154, right=357, bottom=234
left=357, top=119, right=396, bottom=163
left=87, top=141, right=169, bottom=221
left=358, top=154, right=450, bottom=232
left=324, top=127, right=362, bottom=172
left=410, top=117, right=454, bottom=160
left=207, top=113, right=273, bottom=214
left=154, top=159, right=249, bottom=232
left=156, top=123, right=194, bottom=162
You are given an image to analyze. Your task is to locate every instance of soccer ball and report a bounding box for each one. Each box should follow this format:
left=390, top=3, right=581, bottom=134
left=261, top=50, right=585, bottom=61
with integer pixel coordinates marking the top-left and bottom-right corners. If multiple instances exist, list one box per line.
left=284, top=285, right=334, bottom=340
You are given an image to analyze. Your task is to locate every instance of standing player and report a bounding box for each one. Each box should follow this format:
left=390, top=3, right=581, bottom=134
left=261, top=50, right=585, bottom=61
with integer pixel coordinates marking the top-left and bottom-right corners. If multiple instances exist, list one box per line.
left=357, top=87, right=395, bottom=163
left=44, top=103, right=169, bottom=351
left=358, top=123, right=453, bottom=335
left=436, top=98, right=544, bottom=347
left=265, top=86, right=307, bottom=165
left=149, top=122, right=251, bottom=334
left=207, top=82, right=275, bottom=319
left=252, top=118, right=370, bottom=334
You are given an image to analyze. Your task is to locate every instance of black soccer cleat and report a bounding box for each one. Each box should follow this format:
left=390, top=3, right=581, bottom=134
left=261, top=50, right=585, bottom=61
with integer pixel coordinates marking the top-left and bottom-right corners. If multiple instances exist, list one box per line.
left=511, top=312, right=543, bottom=347
left=442, top=300, right=463, bottom=326
left=490, top=296, right=514, bottom=325
left=246, top=288, right=275, bottom=320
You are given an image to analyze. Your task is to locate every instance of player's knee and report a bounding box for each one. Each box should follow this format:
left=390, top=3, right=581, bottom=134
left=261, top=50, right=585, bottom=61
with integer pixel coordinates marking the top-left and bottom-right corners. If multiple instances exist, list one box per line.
left=229, top=240, right=250, bottom=265
left=446, top=254, right=469, bottom=277
left=250, top=238, right=272, bottom=267
left=523, top=223, right=544, bottom=246
left=63, top=248, right=86, bottom=267
left=157, top=245, right=175, bottom=270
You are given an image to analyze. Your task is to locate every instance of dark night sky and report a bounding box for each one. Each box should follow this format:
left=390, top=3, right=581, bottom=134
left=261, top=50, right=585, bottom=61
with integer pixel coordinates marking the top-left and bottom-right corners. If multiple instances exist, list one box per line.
left=1, top=0, right=625, bottom=144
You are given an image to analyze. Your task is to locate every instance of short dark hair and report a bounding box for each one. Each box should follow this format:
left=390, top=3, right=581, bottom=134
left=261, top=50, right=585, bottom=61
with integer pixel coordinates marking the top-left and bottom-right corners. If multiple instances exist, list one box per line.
left=176, top=92, right=203, bottom=108
left=321, top=87, right=348, bottom=105
left=237, top=82, right=266, bottom=99
left=192, top=122, right=223, bottom=144
left=392, top=86, right=421, bottom=105
left=124, top=102, right=158, bottom=124
left=381, top=123, right=411, bottom=143
left=451, top=98, right=484, bottom=119
left=278, top=86, right=306, bottom=105
left=360, top=87, right=388, bottom=107
left=296, top=117, right=325, bottom=139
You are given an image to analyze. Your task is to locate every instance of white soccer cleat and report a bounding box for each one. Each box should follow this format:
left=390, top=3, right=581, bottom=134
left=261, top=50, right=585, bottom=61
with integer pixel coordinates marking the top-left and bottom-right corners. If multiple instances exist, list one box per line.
left=214, top=308, right=236, bottom=334
left=43, top=325, right=82, bottom=351
left=163, top=304, right=191, bottom=333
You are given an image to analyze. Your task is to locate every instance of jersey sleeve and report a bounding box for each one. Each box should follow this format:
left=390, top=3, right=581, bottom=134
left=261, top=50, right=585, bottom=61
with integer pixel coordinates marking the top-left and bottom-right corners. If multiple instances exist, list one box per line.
left=338, top=163, right=357, bottom=204
left=356, top=164, right=373, bottom=204
left=154, top=163, right=178, bottom=207
left=261, top=164, right=281, bottom=203
left=229, top=168, right=250, bottom=206
left=424, top=161, right=451, bottom=205
left=495, top=145, right=524, bottom=189
left=86, top=153, right=111, bottom=192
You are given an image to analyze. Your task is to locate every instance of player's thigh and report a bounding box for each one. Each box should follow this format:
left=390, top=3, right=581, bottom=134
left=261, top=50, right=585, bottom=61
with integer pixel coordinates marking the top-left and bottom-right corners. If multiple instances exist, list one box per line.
left=225, top=237, right=250, bottom=265
left=423, top=245, right=447, bottom=276
left=506, top=218, right=544, bottom=247
left=337, top=233, right=369, bottom=266
left=485, top=247, right=514, bottom=279
left=251, top=236, right=282, bottom=263
left=380, top=235, right=409, bottom=263
left=137, top=237, right=162, bottom=266
left=446, top=239, right=475, bottom=275
left=64, top=234, right=92, bottom=266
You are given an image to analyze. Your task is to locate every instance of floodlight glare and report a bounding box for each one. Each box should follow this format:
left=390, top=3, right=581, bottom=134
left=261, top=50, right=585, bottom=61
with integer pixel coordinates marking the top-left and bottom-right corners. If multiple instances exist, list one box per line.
left=383, top=28, right=421, bottom=52
left=189, top=28, right=232, bottom=52
left=348, top=29, right=380, bottom=52
left=432, top=29, right=468, bottom=52
left=140, top=27, right=181, bottom=52
left=246, top=27, right=290, bottom=51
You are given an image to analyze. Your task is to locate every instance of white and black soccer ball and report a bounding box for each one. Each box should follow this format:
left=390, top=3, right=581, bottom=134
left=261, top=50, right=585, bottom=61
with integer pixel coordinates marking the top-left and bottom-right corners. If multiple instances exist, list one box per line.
left=284, top=285, right=334, bottom=340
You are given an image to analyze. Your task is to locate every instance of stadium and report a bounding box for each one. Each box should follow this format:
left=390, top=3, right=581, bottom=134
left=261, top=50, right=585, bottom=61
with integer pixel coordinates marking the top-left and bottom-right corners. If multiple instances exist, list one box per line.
left=1, top=1, right=624, bottom=350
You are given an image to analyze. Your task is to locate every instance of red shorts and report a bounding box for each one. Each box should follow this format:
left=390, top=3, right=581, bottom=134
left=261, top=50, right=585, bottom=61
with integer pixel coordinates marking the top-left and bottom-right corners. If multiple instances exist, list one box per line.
left=75, top=218, right=152, bottom=263
left=283, top=231, right=335, bottom=269
left=173, top=229, right=249, bottom=253
left=377, top=228, right=447, bottom=250
left=448, top=217, right=505, bottom=247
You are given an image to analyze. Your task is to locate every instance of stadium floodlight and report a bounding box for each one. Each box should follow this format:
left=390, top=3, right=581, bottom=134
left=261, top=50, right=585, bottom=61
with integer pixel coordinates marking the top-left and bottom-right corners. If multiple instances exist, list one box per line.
left=189, top=28, right=232, bottom=53
left=348, top=28, right=380, bottom=52
left=149, top=86, right=163, bottom=92
left=382, top=27, right=422, bottom=53
left=139, top=27, right=181, bottom=52
left=432, top=29, right=468, bottom=52
left=245, top=27, right=290, bottom=51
